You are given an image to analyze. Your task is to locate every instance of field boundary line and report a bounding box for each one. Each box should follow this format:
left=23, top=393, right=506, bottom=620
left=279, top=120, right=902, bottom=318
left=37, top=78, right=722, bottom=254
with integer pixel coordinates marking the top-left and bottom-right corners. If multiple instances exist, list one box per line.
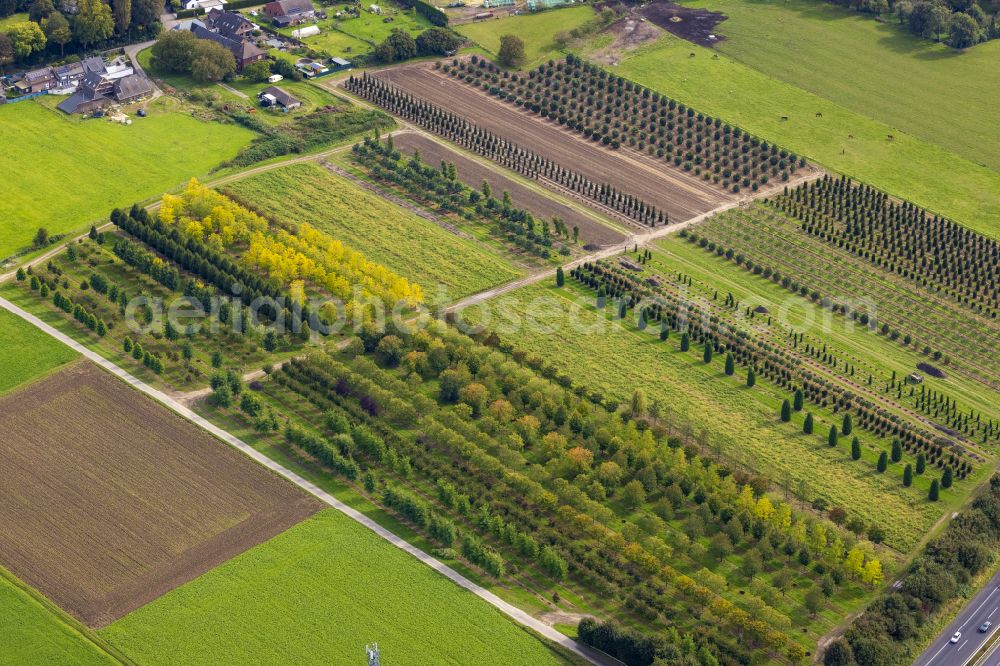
left=0, top=295, right=613, bottom=666
left=0, top=565, right=134, bottom=665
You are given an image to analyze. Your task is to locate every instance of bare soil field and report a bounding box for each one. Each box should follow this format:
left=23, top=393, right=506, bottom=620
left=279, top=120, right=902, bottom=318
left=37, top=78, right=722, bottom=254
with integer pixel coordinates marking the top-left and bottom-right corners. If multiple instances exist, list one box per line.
left=640, top=1, right=727, bottom=47
left=391, top=131, right=627, bottom=247
left=370, top=64, right=731, bottom=224
left=0, top=362, right=322, bottom=628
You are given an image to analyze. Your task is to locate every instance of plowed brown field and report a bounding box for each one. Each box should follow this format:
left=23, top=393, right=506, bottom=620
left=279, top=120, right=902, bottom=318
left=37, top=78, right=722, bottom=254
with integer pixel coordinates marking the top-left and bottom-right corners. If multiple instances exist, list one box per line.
left=371, top=64, right=731, bottom=223
left=391, top=131, right=627, bottom=247
left=0, top=362, right=322, bottom=628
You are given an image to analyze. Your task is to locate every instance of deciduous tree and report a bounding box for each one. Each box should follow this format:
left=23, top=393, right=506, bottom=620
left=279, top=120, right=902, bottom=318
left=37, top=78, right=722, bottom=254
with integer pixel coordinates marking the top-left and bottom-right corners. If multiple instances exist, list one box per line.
left=7, top=22, right=46, bottom=60
left=74, top=0, right=114, bottom=49
left=498, top=33, right=526, bottom=68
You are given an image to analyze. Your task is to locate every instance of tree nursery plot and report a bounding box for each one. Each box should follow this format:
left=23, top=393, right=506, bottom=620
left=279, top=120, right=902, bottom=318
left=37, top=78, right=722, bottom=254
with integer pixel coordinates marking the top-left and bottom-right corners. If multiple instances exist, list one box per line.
left=4, top=235, right=303, bottom=393
left=0, top=98, right=253, bottom=260
left=349, top=63, right=733, bottom=227
left=346, top=135, right=609, bottom=265
left=441, top=56, right=816, bottom=197
left=604, top=33, right=1000, bottom=240
left=686, top=182, right=1000, bottom=405
left=222, top=162, right=524, bottom=304
left=0, top=572, right=118, bottom=665
left=680, top=0, right=1000, bottom=174
left=196, top=312, right=902, bottom=663
left=0, top=307, right=78, bottom=395
left=457, top=281, right=960, bottom=552
left=384, top=131, right=627, bottom=248
left=0, top=362, right=323, bottom=628
left=101, top=510, right=569, bottom=666
left=653, top=233, right=1000, bottom=442
left=569, top=250, right=988, bottom=485
left=6, top=177, right=437, bottom=392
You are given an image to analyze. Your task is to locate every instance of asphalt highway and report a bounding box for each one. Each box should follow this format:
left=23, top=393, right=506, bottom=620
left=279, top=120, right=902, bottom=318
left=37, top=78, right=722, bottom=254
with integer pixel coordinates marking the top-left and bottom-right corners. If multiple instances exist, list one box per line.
left=913, top=569, right=1000, bottom=666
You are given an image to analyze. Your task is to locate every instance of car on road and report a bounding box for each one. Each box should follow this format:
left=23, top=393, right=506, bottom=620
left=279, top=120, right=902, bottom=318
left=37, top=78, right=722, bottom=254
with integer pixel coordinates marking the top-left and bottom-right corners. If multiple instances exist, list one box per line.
left=951, top=631, right=962, bottom=643
left=980, top=621, right=992, bottom=633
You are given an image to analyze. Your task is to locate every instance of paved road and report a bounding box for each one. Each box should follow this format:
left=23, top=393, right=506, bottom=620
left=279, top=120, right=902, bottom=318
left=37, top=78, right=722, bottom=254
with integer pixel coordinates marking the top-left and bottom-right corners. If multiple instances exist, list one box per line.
left=0, top=295, right=615, bottom=666
left=444, top=168, right=822, bottom=314
left=914, top=568, right=1000, bottom=666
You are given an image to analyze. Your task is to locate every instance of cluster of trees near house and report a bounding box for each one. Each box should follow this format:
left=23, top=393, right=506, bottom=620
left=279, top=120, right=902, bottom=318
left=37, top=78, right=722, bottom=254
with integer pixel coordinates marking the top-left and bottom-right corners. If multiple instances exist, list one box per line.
left=372, top=26, right=461, bottom=64
left=150, top=29, right=237, bottom=82
left=826, top=0, right=999, bottom=48
left=0, top=0, right=160, bottom=66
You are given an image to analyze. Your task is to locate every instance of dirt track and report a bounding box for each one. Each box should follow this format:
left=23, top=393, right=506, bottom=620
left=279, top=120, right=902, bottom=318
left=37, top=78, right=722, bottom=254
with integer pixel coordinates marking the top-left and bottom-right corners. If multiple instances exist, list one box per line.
left=0, top=362, right=322, bottom=627
left=391, top=132, right=627, bottom=247
left=372, top=64, right=731, bottom=225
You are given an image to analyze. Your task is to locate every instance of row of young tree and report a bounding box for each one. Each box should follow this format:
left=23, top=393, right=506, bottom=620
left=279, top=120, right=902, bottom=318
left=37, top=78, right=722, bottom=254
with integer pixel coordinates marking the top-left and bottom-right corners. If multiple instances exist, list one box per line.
left=442, top=55, right=805, bottom=194
left=569, top=259, right=975, bottom=479
left=353, top=135, right=575, bottom=259
left=679, top=228, right=998, bottom=445
left=345, top=72, right=667, bottom=228
left=248, top=315, right=899, bottom=664
left=14, top=248, right=179, bottom=374
left=0, top=0, right=160, bottom=66
left=773, top=175, right=998, bottom=317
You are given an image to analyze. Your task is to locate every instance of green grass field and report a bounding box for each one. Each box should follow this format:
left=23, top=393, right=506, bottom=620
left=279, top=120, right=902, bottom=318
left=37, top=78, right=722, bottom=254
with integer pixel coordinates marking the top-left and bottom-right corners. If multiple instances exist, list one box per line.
left=597, top=33, right=1000, bottom=239
left=101, top=509, right=569, bottom=665
left=685, top=0, right=1000, bottom=173
left=0, top=12, right=29, bottom=29
left=0, top=97, right=253, bottom=260
left=1, top=570, right=117, bottom=665
left=222, top=162, right=524, bottom=303
left=458, top=6, right=597, bottom=68
left=0, top=307, right=78, bottom=395
left=460, top=279, right=970, bottom=552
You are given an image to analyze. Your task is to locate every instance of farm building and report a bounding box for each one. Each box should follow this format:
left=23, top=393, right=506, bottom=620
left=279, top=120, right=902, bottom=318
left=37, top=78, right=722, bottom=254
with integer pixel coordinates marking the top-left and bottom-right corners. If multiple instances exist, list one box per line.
left=482, top=0, right=513, bottom=7
left=259, top=86, right=301, bottom=109
left=263, top=0, right=315, bottom=25
left=204, top=7, right=255, bottom=38
left=20, top=68, right=56, bottom=94
left=56, top=70, right=153, bottom=114
left=191, top=23, right=267, bottom=71
left=329, top=57, right=352, bottom=71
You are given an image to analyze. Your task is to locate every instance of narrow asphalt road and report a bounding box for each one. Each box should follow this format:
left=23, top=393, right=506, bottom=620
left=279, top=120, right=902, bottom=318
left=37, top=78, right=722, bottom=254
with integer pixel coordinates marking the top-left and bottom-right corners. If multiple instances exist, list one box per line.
left=0, top=295, right=613, bottom=666
left=914, top=568, right=1000, bottom=666
left=445, top=168, right=822, bottom=314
